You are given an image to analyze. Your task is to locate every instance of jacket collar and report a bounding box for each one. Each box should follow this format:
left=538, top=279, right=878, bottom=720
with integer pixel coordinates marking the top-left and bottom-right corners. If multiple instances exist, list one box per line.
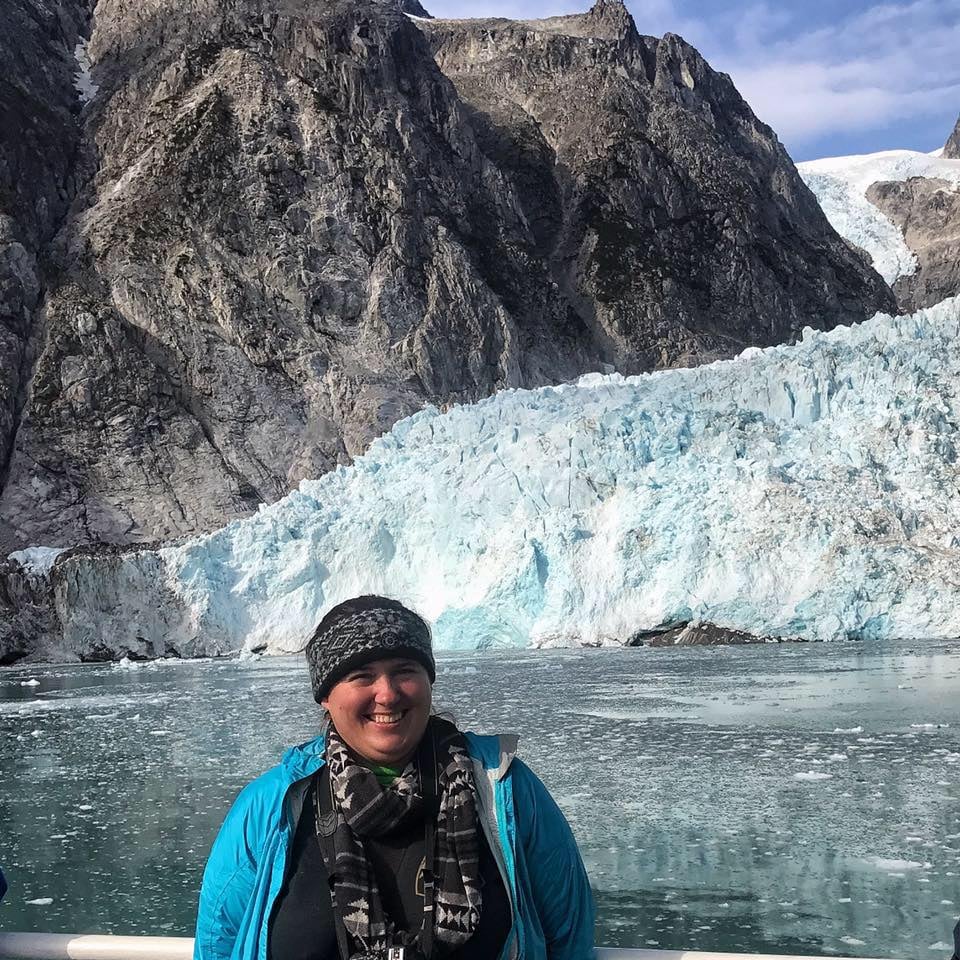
left=464, top=732, right=518, bottom=780
left=279, top=730, right=518, bottom=782
left=280, top=734, right=326, bottom=782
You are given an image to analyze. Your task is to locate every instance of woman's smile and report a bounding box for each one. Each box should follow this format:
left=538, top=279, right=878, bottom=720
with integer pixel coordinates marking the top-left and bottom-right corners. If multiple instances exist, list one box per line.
left=368, top=711, right=404, bottom=725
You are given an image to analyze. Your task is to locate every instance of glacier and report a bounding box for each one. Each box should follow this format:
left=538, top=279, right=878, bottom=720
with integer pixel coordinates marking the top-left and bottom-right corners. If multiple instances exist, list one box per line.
left=797, top=149, right=960, bottom=285
left=42, top=295, right=960, bottom=655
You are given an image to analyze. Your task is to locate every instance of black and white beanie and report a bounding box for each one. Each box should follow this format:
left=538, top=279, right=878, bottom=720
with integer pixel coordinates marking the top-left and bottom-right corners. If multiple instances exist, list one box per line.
left=305, top=596, right=436, bottom=703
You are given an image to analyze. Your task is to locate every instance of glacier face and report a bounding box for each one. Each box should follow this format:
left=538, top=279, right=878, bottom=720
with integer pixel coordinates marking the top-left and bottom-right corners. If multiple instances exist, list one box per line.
left=49, top=296, right=960, bottom=655
left=797, top=149, right=960, bottom=285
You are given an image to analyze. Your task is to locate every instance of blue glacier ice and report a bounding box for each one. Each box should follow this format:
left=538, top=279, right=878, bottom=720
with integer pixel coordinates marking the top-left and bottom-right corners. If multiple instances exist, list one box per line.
left=50, top=295, right=960, bottom=655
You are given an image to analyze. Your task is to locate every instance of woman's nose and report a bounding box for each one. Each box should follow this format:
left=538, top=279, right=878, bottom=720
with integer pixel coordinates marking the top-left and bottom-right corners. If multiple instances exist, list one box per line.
left=372, top=675, right=402, bottom=702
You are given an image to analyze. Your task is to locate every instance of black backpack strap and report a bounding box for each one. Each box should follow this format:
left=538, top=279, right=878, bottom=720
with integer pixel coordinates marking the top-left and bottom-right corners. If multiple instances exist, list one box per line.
left=315, top=765, right=338, bottom=840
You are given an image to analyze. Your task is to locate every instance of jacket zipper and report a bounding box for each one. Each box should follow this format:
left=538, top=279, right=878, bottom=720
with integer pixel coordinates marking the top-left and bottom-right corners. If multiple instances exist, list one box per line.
left=471, top=760, right=519, bottom=960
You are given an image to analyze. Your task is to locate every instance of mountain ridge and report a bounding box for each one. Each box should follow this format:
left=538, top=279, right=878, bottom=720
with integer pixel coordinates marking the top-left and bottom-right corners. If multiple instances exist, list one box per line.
left=0, top=0, right=893, bottom=560
left=944, top=114, right=960, bottom=160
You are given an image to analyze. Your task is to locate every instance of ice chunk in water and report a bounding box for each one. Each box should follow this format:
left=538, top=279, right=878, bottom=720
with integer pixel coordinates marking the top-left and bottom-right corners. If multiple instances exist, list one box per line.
left=863, top=857, right=925, bottom=871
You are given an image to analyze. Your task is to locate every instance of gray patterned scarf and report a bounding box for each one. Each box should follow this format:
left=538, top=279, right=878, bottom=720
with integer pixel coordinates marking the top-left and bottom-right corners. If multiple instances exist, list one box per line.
left=319, top=716, right=482, bottom=958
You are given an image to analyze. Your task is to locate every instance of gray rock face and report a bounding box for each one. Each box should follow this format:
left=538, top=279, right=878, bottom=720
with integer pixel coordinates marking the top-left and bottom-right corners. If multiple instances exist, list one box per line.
left=419, top=5, right=894, bottom=370
left=866, top=178, right=960, bottom=312
left=0, top=544, right=198, bottom=664
left=0, top=0, right=893, bottom=556
left=0, top=560, right=52, bottom=664
left=628, top=621, right=805, bottom=647
left=944, top=115, right=960, bottom=160
left=0, top=1, right=88, bottom=522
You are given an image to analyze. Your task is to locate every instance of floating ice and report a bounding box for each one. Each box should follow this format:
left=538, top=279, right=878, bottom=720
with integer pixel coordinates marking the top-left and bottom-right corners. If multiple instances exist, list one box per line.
left=798, top=149, right=960, bottom=285
left=834, top=727, right=864, bottom=734
left=864, top=857, right=925, bottom=871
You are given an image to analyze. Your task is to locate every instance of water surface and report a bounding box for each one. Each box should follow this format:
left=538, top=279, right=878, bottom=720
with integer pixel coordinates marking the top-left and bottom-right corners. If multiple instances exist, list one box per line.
left=1, top=641, right=958, bottom=957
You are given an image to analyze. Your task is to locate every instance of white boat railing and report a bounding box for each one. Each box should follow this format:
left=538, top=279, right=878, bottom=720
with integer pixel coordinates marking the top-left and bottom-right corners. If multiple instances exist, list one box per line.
left=0, top=932, right=903, bottom=960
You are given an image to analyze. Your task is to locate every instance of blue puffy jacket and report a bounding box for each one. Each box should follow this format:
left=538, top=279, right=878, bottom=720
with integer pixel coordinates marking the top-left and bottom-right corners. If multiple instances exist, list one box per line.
left=194, top=732, right=595, bottom=960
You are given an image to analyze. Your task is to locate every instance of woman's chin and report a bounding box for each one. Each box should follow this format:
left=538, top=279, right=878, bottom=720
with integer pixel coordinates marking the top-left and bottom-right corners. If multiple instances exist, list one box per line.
left=358, top=718, right=425, bottom=764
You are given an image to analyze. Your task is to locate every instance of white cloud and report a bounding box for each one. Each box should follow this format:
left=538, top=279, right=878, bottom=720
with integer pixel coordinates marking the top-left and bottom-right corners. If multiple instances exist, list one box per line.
left=691, top=0, right=960, bottom=147
left=732, top=62, right=960, bottom=142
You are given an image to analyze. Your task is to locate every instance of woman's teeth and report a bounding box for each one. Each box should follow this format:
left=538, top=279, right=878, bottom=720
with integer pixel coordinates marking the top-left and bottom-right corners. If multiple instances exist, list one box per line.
left=370, top=712, right=403, bottom=724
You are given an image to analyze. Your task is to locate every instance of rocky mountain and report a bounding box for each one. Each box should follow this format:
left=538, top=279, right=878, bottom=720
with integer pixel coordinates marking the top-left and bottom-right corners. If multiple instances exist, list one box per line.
left=944, top=114, right=960, bottom=160
left=868, top=117, right=960, bottom=312
left=866, top=175, right=960, bottom=312
left=1, top=1, right=88, bottom=545
left=0, top=0, right=893, bottom=560
left=798, top=118, right=960, bottom=316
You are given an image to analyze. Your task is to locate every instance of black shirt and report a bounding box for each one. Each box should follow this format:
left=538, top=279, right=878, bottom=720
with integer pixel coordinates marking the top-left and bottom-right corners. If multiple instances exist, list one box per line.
left=268, top=773, right=511, bottom=960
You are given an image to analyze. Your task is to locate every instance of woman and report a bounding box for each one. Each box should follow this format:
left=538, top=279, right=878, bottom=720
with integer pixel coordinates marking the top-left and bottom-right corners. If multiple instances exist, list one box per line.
left=194, top=596, right=595, bottom=960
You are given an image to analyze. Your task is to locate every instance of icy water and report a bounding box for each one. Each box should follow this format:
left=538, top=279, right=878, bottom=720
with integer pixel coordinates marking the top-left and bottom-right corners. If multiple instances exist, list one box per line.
left=1, top=642, right=959, bottom=958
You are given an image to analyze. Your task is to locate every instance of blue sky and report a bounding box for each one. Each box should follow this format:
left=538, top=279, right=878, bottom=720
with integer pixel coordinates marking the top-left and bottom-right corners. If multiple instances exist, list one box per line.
left=425, top=0, right=960, bottom=162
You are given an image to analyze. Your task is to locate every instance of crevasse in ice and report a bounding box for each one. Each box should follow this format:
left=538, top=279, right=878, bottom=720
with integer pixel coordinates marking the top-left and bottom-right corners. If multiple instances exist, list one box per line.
left=114, top=296, right=960, bottom=653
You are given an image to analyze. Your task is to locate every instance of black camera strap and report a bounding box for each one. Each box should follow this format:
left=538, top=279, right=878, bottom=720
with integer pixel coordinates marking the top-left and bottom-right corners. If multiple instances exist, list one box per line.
left=314, top=731, right=440, bottom=960
left=314, top=766, right=353, bottom=960
left=418, top=730, right=439, bottom=960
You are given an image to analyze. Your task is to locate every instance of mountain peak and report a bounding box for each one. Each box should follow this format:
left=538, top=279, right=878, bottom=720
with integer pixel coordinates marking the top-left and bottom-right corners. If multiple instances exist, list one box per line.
left=588, top=0, right=630, bottom=15
left=944, top=114, right=960, bottom=160
left=585, top=0, right=636, bottom=37
left=375, top=0, right=433, bottom=18
left=520, top=0, right=638, bottom=41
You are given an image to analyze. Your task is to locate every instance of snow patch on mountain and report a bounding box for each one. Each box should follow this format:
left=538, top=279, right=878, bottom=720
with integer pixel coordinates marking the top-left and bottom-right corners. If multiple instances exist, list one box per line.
left=798, top=150, right=960, bottom=285
left=48, top=296, right=960, bottom=656
left=9, top=547, right=66, bottom=575
left=73, top=40, right=98, bottom=104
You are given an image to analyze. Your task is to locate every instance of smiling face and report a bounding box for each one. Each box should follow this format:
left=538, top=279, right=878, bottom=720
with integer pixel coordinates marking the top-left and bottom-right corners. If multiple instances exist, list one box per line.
left=322, top=656, right=433, bottom=766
